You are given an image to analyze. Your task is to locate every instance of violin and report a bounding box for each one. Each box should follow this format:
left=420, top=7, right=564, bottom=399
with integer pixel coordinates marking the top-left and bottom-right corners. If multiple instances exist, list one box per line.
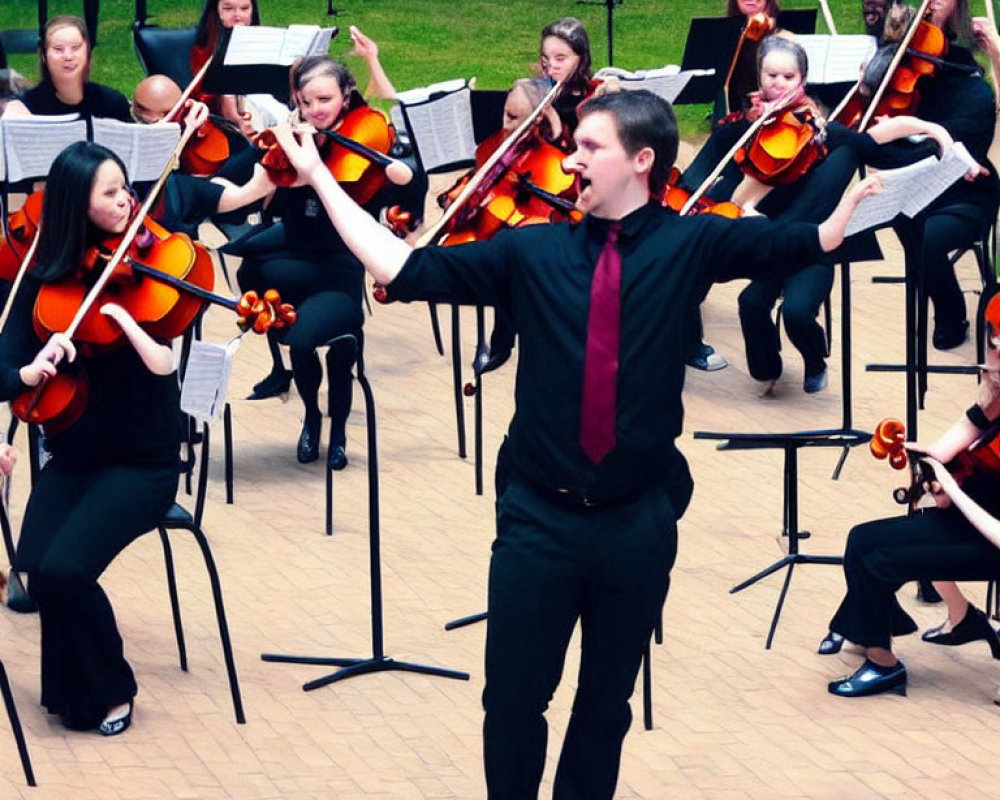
left=831, top=0, right=946, bottom=130
left=0, top=191, right=43, bottom=282
left=658, top=168, right=743, bottom=218
left=733, top=96, right=827, bottom=185
left=437, top=128, right=578, bottom=246
left=723, top=13, right=777, bottom=117
left=871, top=417, right=1000, bottom=505
left=10, top=119, right=295, bottom=434
left=255, top=106, right=410, bottom=204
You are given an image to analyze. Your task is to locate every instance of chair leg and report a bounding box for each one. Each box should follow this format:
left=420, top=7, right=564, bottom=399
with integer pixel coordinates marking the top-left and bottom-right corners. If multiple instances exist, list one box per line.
left=824, top=294, right=833, bottom=358
left=0, top=660, right=36, bottom=786
left=188, top=526, right=246, bottom=724
left=159, top=528, right=188, bottom=672
left=427, top=302, right=444, bottom=356
left=223, top=403, right=234, bottom=505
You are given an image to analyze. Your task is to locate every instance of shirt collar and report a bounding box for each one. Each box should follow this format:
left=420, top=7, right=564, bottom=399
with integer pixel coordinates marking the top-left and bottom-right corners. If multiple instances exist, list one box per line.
left=585, top=201, right=661, bottom=242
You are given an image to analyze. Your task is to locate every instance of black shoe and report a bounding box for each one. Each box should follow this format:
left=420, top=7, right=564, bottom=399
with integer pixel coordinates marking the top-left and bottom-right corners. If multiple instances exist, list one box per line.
left=328, top=445, right=348, bottom=471
left=5, top=570, right=36, bottom=613
left=916, top=580, right=942, bottom=604
left=246, top=368, right=293, bottom=400
left=686, top=342, right=728, bottom=371
left=297, top=415, right=321, bottom=463
left=818, top=630, right=844, bottom=655
left=98, top=701, right=133, bottom=736
left=828, top=659, right=907, bottom=698
left=932, top=319, right=969, bottom=351
left=922, top=604, right=1000, bottom=659
left=803, top=367, right=828, bottom=394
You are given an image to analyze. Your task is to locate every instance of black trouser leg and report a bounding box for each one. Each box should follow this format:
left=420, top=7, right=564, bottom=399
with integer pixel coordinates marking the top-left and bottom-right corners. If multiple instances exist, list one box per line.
left=16, top=462, right=177, bottom=728
left=484, top=479, right=677, bottom=800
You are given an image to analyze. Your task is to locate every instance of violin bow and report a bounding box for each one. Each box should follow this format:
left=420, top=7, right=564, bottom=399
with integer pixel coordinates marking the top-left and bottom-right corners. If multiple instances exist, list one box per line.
left=416, top=80, right=564, bottom=248
left=0, top=226, right=41, bottom=336
left=857, top=0, right=933, bottom=131
left=164, top=55, right=216, bottom=124
left=679, top=92, right=797, bottom=215
left=60, top=112, right=206, bottom=340
left=817, top=0, right=839, bottom=35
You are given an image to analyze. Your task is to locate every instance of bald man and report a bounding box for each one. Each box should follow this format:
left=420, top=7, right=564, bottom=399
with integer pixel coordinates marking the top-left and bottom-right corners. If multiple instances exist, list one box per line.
left=132, top=74, right=181, bottom=124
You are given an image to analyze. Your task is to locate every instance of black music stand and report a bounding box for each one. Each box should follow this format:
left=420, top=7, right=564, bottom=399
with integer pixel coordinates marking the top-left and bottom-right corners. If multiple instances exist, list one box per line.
left=674, top=10, right=817, bottom=106
left=694, top=429, right=869, bottom=648
left=262, top=336, right=470, bottom=690
left=576, top=0, right=622, bottom=66
left=866, top=219, right=989, bottom=442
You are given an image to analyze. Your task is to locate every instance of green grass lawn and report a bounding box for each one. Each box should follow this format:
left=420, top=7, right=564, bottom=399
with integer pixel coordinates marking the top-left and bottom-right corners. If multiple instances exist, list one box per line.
left=0, top=1, right=866, bottom=136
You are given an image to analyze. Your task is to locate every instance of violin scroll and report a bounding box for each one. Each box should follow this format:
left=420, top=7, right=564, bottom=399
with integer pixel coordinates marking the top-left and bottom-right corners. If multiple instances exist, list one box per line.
left=236, top=289, right=297, bottom=334
left=870, top=417, right=908, bottom=469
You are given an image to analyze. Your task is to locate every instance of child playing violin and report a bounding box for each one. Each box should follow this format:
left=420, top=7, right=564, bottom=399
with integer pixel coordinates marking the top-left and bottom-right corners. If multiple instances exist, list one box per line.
left=820, top=292, right=1000, bottom=699
left=0, top=141, right=184, bottom=735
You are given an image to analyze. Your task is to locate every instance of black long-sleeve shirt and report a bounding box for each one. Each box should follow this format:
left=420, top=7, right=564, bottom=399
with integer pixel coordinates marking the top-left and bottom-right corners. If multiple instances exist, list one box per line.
left=0, top=276, right=182, bottom=470
left=387, top=202, right=824, bottom=504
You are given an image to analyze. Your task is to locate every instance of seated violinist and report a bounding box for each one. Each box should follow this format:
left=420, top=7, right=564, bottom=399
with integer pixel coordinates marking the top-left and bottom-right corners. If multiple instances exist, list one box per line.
left=0, top=139, right=191, bottom=736
left=820, top=293, right=1000, bottom=699
left=206, top=56, right=410, bottom=468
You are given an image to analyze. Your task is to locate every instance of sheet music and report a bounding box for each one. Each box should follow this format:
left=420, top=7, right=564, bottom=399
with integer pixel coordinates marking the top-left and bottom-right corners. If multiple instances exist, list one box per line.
left=595, top=66, right=715, bottom=104
left=91, top=118, right=181, bottom=182
left=180, top=336, right=242, bottom=423
left=845, top=142, right=978, bottom=236
left=1, top=115, right=86, bottom=181
left=224, top=25, right=337, bottom=67
left=397, top=80, right=476, bottom=171
left=799, top=35, right=877, bottom=84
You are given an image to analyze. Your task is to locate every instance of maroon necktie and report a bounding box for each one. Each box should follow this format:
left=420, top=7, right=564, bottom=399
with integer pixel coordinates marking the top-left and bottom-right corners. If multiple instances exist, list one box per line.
left=579, top=223, right=622, bottom=464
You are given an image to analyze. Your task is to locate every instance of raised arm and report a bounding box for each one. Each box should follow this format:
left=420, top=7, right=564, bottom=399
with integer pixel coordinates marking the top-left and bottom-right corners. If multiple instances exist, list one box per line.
left=349, top=26, right=397, bottom=100
left=273, top=125, right=411, bottom=285
left=816, top=174, right=883, bottom=252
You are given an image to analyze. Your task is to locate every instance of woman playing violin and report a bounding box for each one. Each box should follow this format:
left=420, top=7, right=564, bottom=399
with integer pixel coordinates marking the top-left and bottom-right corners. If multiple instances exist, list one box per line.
left=869, top=0, right=999, bottom=350
left=214, top=56, right=403, bottom=468
left=191, top=0, right=260, bottom=137
left=819, top=292, right=1000, bottom=699
left=540, top=17, right=594, bottom=144
left=0, top=142, right=183, bottom=735
left=2, top=15, right=130, bottom=122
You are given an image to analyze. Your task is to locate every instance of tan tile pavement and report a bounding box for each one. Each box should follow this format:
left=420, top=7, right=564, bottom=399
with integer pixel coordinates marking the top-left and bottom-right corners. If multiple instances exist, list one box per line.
left=2, top=172, right=1000, bottom=799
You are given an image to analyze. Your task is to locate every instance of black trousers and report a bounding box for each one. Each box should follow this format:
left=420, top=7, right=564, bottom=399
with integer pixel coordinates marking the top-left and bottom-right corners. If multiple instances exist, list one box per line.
left=15, top=459, right=178, bottom=729
left=894, top=203, right=993, bottom=332
left=829, top=507, right=1000, bottom=650
left=484, top=477, right=677, bottom=800
left=737, top=262, right=834, bottom=381
left=238, top=254, right=364, bottom=443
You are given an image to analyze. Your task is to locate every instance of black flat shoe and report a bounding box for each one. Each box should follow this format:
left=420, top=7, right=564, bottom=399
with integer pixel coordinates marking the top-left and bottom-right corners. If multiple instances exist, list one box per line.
left=922, top=604, right=1000, bottom=659
left=297, top=415, right=321, bottom=463
left=328, top=445, right=348, bottom=471
left=98, top=701, right=133, bottom=736
left=246, top=368, right=293, bottom=400
left=828, top=659, right=907, bottom=698
left=818, top=630, right=844, bottom=655
left=932, top=319, right=969, bottom=351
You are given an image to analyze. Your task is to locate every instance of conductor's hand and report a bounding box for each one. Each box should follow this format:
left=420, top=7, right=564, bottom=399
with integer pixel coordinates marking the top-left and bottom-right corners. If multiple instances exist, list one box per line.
left=272, top=124, right=325, bottom=188
left=20, top=332, right=76, bottom=387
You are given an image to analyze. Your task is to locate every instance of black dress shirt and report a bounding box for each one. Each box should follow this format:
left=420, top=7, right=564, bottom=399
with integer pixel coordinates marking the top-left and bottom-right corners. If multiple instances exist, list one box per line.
left=387, top=201, right=824, bottom=505
left=20, top=81, right=131, bottom=123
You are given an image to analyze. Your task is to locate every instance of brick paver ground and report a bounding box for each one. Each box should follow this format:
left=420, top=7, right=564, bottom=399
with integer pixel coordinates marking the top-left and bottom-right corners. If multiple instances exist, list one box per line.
left=2, top=163, right=1000, bottom=799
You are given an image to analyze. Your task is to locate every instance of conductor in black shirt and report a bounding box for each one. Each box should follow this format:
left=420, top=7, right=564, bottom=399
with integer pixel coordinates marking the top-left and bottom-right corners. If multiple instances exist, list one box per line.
left=272, top=91, right=879, bottom=800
